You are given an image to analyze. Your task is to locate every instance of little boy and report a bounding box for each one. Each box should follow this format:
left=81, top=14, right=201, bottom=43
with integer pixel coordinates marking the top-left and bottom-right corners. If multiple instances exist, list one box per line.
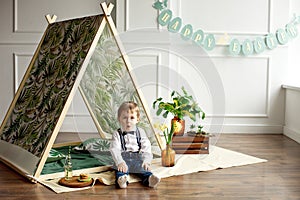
left=110, top=101, right=160, bottom=188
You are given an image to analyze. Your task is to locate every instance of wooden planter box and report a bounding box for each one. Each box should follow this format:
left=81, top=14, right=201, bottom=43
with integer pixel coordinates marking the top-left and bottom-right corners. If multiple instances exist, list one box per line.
left=172, top=135, right=209, bottom=154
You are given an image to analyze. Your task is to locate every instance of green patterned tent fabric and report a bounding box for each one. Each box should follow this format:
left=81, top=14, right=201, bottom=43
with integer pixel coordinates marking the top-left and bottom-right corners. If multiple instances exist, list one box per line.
left=0, top=15, right=101, bottom=157
left=80, top=24, right=156, bottom=144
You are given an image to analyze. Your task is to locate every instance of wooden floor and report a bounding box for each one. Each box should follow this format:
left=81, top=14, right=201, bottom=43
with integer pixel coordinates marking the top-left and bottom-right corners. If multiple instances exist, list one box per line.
left=0, top=134, right=299, bottom=200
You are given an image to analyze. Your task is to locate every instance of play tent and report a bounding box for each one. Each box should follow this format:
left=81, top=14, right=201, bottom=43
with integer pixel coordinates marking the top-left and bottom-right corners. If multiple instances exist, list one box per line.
left=0, top=2, right=162, bottom=182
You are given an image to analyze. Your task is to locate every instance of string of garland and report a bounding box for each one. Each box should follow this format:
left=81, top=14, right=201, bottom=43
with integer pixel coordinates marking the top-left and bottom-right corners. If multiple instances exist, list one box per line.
left=152, top=0, right=300, bottom=56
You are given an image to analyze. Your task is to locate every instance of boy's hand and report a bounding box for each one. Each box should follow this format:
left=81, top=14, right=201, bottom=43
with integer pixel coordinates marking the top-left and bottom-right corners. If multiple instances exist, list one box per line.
left=117, top=162, right=128, bottom=173
left=142, top=162, right=151, bottom=171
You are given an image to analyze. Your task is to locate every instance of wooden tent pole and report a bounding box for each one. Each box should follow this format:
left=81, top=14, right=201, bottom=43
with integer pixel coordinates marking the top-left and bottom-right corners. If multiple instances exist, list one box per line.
left=100, top=2, right=163, bottom=150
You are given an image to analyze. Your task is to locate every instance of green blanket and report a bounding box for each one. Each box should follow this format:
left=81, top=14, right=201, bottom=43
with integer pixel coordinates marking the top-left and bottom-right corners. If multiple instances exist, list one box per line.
left=41, top=145, right=113, bottom=175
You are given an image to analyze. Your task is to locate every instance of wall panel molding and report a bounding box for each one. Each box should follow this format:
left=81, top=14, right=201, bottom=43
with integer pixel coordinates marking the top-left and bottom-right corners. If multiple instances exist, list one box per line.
left=124, top=0, right=159, bottom=31
left=128, top=52, right=162, bottom=101
left=13, top=0, right=43, bottom=33
left=176, top=55, right=270, bottom=118
left=13, top=0, right=103, bottom=34
left=13, top=53, right=33, bottom=92
left=174, top=0, right=271, bottom=34
left=124, top=0, right=129, bottom=31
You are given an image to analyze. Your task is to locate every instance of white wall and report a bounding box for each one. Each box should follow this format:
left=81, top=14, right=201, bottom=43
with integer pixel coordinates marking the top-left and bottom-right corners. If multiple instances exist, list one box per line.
left=0, top=0, right=298, bottom=135
left=116, top=0, right=294, bottom=134
left=287, top=0, right=300, bottom=87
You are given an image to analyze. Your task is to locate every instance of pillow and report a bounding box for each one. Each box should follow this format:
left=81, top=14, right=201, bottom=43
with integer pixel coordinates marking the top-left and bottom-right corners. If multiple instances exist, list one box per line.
left=46, top=149, right=66, bottom=163
left=74, top=138, right=111, bottom=152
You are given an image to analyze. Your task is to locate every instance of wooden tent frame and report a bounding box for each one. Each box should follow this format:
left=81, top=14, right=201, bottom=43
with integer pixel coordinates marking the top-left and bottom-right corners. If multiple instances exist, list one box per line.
left=0, top=2, right=162, bottom=182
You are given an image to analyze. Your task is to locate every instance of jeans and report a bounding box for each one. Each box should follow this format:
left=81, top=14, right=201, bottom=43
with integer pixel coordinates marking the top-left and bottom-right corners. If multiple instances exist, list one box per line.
left=115, top=152, right=153, bottom=187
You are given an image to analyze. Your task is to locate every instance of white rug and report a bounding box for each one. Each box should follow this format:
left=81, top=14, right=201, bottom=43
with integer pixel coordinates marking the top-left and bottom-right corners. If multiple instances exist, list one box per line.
left=40, top=146, right=267, bottom=193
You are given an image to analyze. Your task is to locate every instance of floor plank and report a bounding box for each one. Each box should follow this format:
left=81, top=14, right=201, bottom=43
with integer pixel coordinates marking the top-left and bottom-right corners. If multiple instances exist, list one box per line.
left=0, top=134, right=299, bottom=199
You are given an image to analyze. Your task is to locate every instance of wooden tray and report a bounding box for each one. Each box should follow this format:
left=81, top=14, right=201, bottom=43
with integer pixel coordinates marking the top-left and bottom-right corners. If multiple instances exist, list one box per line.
left=58, top=176, right=93, bottom=188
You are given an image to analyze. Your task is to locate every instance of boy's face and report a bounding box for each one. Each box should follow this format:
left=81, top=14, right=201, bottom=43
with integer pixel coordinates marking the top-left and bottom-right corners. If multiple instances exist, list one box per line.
left=119, top=110, right=139, bottom=131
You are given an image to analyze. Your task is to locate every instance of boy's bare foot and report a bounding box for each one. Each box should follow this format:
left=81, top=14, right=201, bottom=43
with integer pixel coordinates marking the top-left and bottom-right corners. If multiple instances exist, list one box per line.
left=117, top=175, right=128, bottom=189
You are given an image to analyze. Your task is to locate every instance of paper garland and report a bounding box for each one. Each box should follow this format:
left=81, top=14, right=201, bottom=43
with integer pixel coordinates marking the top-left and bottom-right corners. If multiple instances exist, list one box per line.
left=153, top=0, right=300, bottom=56
left=158, top=9, right=216, bottom=51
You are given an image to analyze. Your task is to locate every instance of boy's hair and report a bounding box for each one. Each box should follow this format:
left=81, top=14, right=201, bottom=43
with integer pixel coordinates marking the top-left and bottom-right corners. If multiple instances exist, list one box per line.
left=118, top=101, right=140, bottom=120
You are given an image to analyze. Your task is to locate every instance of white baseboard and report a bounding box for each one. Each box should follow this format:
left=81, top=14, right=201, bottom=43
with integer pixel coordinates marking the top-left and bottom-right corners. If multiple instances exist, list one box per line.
left=283, top=126, right=300, bottom=144
left=208, top=124, right=283, bottom=134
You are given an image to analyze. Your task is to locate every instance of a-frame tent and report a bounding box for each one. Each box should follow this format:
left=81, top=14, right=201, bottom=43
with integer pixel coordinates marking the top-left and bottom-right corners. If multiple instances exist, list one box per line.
left=0, top=2, right=162, bottom=182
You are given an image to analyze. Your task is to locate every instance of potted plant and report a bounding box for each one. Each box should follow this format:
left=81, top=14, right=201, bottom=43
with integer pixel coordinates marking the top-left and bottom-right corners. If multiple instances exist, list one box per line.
left=152, top=87, right=205, bottom=136
left=187, top=123, right=210, bottom=137
left=187, top=124, right=205, bottom=136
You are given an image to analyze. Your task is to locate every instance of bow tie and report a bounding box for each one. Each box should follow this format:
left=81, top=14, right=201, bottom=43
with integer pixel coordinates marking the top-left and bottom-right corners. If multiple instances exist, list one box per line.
left=122, top=131, right=135, bottom=136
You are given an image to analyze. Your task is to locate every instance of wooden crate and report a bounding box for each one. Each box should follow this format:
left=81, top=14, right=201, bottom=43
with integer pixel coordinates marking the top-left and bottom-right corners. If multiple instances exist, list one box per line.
left=172, top=135, right=209, bottom=154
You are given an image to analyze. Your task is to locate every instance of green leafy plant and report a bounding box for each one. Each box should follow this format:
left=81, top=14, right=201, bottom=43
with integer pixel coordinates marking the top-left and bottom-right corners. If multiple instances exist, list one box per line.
left=188, top=124, right=210, bottom=136
left=152, top=87, right=205, bottom=122
left=197, top=125, right=204, bottom=133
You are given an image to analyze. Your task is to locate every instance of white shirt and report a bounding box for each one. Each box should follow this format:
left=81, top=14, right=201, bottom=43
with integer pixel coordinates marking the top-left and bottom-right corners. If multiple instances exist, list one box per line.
left=109, top=127, right=153, bottom=166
